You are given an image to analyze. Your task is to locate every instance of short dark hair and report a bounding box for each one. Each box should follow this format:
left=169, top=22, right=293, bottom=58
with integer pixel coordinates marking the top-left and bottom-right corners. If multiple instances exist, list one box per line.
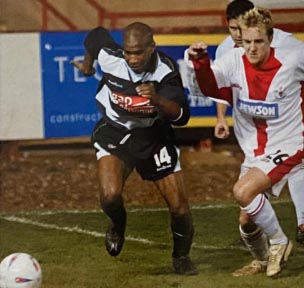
left=123, top=22, right=154, bottom=47
left=226, top=0, right=254, bottom=21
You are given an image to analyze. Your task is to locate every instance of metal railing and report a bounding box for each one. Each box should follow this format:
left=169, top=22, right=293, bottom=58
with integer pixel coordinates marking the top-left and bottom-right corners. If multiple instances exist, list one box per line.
left=39, top=0, right=304, bottom=32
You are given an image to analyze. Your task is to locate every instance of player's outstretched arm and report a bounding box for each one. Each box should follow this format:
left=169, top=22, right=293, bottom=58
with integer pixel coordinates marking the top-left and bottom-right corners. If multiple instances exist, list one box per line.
left=71, top=51, right=96, bottom=76
left=187, top=41, right=208, bottom=60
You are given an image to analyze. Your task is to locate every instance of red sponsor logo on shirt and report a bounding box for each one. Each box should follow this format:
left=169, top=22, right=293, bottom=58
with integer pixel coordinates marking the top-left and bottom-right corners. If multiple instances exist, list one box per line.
left=111, top=92, right=156, bottom=114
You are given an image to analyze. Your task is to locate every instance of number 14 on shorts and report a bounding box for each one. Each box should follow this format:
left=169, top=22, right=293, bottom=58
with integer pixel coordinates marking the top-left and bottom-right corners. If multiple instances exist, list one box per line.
left=154, top=147, right=172, bottom=167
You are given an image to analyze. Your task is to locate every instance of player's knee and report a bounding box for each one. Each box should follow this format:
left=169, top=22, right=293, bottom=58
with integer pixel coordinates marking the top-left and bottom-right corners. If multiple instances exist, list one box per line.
left=99, top=181, right=122, bottom=200
left=233, top=182, right=250, bottom=206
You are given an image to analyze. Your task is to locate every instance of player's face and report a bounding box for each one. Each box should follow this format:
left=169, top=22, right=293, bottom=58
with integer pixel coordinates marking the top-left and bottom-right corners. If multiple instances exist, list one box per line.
left=228, top=19, right=243, bottom=47
left=124, top=39, right=155, bottom=74
left=242, top=27, right=272, bottom=68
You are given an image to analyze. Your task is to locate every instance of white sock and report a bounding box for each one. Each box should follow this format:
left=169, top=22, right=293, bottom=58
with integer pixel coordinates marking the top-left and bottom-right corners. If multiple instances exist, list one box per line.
left=288, top=169, right=304, bottom=226
left=241, top=194, right=288, bottom=245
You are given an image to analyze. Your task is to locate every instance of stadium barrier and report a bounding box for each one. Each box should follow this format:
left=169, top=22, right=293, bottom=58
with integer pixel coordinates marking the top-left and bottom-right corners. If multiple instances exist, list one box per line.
left=1, top=31, right=303, bottom=141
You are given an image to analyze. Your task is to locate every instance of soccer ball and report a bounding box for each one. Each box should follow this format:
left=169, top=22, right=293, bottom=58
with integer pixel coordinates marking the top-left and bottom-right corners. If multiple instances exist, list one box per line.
left=0, top=253, right=42, bottom=288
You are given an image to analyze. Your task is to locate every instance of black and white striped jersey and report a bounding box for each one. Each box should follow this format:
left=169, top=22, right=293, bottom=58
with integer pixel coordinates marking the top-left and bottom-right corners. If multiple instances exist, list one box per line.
left=84, top=27, right=190, bottom=130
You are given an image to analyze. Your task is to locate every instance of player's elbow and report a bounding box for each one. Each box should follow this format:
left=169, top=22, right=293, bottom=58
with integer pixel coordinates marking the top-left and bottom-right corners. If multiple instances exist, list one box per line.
left=171, top=107, right=190, bottom=126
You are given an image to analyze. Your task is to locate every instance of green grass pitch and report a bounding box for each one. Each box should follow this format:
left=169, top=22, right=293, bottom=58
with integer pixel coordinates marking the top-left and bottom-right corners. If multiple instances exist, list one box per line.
left=1, top=200, right=303, bottom=288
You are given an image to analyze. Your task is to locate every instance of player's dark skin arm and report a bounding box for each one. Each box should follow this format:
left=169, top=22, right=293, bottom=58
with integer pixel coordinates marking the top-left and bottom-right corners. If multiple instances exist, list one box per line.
left=71, top=51, right=96, bottom=76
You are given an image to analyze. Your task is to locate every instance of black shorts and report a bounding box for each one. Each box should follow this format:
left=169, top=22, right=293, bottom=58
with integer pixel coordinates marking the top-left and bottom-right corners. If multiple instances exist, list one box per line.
left=91, top=119, right=179, bottom=181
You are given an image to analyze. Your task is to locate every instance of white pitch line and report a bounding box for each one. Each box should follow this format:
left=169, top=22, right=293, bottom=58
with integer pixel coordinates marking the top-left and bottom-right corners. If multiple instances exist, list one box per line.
left=1, top=215, right=154, bottom=245
left=1, top=215, right=244, bottom=251
left=1, top=205, right=234, bottom=217
left=0, top=199, right=292, bottom=251
left=4, top=198, right=291, bottom=216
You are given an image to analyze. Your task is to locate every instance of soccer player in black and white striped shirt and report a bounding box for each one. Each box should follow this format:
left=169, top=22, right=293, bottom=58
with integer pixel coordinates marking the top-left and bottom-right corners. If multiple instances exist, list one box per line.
left=72, top=22, right=197, bottom=275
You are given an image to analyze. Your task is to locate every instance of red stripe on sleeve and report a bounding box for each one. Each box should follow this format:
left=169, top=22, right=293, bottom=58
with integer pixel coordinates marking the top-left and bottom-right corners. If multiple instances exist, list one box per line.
left=192, top=56, right=233, bottom=105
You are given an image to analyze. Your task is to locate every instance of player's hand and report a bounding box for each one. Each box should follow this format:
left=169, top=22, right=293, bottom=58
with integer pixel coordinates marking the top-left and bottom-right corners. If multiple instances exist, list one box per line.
left=70, top=60, right=96, bottom=76
left=136, top=82, right=156, bottom=101
left=188, top=41, right=208, bottom=60
left=214, top=118, right=230, bottom=139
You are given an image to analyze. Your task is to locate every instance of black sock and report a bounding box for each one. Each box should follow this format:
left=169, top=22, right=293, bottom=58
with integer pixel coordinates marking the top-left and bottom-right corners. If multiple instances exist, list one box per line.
left=101, top=196, right=126, bottom=236
left=171, top=213, right=194, bottom=258
left=241, top=220, right=258, bottom=234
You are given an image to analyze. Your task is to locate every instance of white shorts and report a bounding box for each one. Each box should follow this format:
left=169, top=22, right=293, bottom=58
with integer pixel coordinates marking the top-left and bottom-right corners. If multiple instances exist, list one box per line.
left=240, top=149, right=304, bottom=197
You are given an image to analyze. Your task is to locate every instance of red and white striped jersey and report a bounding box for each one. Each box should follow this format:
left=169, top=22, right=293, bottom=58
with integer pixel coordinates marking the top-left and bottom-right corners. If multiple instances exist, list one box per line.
left=191, top=45, right=304, bottom=161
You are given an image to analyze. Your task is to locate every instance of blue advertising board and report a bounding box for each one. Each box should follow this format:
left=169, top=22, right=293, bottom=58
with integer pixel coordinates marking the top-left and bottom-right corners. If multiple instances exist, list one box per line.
left=40, top=31, right=230, bottom=138
left=40, top=31, right=123, bottom=138
left=41, top=32, right=100, bottom=138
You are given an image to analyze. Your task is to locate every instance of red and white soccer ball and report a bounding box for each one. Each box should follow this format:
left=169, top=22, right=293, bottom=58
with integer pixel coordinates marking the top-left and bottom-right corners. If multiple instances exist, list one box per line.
left=0, top=253, right=42, bottom=288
